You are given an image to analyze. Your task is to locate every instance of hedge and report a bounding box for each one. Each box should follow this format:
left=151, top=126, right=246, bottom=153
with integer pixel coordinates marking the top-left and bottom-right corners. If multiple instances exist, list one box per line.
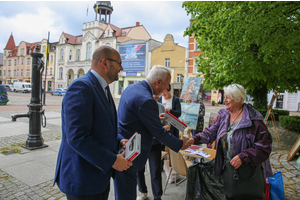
left=279, top=115, right=300, bottom=133
left=256, top=108, right=289, bottom=121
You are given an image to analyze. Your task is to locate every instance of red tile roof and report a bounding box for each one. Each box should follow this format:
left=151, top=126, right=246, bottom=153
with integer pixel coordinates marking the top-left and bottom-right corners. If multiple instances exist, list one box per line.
left=62, top=32, right=82, bottom=45
left=4, top=34, right=16, bottom=50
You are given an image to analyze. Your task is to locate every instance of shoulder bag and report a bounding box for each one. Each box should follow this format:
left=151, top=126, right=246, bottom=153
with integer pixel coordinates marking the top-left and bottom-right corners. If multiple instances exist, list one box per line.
left=221, top=132, right=265, bottom=199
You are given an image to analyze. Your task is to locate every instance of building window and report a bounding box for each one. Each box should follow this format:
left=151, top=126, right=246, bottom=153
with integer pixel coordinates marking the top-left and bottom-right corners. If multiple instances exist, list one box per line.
left=4, top=60, right=6, bottom=66
left=176, top=74, right=183, bottom=83
left=8, top=60, right=11, bottom=66
left=76, top=49, right=80, bottom=61
left=165, top=58, right=170, bottom=67
left=4, top=51, right=6, bottom=56
left=26, top=69, right=30, bottom=76
left=86, top=43, right=92, bottom=60
left=60, top=49, right=64, bottom=60
left=17, top=69, right=19, bottom=76
left=195, top=41, right=200, bottom=50
left=21, top=48, right=24, bottom=55
left=14, top=59, right=17, bottom=66
left=50, top=68, right=53, bottom=75
left=0, top=70, right=2, bottom=76
left=59, top=67, right=63, bottom=79
left=21, top=69, right=23, bottom=76
left=27, top=58, right=30, bottom=64
left=3, top=70, right=5, bottom=76
left=21, top=58, right=24, bottom=64
left=8, top=70, right=11, bottom=76
left=194, top=60, right=200, bottom=73
left=14, top=70, right=16, bottom=76
left=51, top=55, right=53, bottom=63
left=42, top=46, right=46, bottom=52
left=69, top=55, right=72, bottom=60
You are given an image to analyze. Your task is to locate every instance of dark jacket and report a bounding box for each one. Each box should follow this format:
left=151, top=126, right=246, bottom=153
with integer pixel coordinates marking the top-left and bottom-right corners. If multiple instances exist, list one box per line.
left=192, top=104, right=273, bottom=178
left=158, top=95, right=181, bottom=138
left=54, top=71, right=121, bottom=195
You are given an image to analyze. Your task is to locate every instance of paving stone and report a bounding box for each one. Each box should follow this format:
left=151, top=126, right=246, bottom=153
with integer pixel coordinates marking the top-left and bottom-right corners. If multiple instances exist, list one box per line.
left=284, top=172, right=296, bottom=178
left=14, top=191, right=25, bottom=197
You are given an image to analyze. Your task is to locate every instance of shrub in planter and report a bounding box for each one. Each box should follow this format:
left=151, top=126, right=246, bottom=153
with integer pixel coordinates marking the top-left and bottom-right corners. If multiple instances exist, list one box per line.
left=279, top=115, right=300, bottom=133
left=272, top=109, right=290, bottom=121
left=256, top=108, right=289, bottom=121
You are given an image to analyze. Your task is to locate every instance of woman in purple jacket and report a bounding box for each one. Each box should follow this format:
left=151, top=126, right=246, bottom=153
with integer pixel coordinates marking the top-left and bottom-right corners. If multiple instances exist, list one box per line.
left=185, top=84, right=273, bottom=183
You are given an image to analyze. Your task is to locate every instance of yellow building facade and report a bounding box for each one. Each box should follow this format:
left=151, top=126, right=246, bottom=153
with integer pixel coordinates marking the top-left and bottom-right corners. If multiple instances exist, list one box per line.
left=151, top=34, right=187, bottom=97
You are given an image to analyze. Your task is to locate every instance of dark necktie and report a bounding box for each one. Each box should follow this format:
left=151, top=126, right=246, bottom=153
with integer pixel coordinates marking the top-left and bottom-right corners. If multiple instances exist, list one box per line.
left=105, top=86, right=115, bottom=120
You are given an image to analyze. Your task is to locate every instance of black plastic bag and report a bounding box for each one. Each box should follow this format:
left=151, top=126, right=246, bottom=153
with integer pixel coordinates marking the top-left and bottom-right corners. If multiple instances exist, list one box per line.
left=186, top=158, right=226, bottom=200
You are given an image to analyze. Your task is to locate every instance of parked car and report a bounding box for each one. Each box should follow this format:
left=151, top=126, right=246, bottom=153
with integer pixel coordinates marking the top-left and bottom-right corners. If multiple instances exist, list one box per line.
left=50, top=88, right=66, bottom=96
left=4, top=84, right=12, bottom=92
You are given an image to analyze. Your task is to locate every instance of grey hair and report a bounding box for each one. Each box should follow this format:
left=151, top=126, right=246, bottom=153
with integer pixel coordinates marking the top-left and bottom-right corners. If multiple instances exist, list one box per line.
left=224, top=84, right=246, bottom=102
left=147, top=65, right=171, bottom=83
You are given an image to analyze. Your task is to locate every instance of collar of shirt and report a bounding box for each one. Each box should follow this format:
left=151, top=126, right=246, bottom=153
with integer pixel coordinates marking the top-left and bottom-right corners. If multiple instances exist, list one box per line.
left=91, top=69, right=108, bottom=97
left=145, top=79, right=154, bottom=95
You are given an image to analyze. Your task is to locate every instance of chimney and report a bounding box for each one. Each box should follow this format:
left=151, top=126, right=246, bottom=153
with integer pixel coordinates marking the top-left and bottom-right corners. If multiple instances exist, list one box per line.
left=136, top=22, right=140, bottom=26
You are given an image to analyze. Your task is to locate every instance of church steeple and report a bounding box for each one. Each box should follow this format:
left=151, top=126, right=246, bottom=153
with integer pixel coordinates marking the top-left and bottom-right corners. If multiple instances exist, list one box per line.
left=93, top=1, right=113, bottom=24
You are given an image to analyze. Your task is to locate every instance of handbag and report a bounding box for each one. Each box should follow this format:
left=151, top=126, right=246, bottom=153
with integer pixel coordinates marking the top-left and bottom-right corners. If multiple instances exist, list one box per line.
left=223, top=161, right=266, bottom=199
left=221, top=132, right=265, bottom=199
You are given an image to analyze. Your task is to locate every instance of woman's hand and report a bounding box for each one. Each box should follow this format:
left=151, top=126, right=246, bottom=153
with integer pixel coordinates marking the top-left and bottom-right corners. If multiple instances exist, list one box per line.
left=230, top=155, right=242, bottom=169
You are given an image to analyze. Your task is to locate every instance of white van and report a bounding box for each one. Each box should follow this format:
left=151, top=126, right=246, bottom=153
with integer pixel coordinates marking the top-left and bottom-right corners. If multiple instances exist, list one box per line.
left=14, top=82, right=32, bottom=93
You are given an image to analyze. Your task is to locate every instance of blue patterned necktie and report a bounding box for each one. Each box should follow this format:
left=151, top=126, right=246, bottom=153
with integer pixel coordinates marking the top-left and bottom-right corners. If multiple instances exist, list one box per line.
left=105, top=86, right=115, bottom=120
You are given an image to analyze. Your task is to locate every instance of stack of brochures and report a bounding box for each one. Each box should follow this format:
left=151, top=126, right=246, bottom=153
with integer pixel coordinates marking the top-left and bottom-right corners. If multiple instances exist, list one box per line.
left=165, top=110, right=188, bottom=132
left=125, top=132, right=141, bottom=162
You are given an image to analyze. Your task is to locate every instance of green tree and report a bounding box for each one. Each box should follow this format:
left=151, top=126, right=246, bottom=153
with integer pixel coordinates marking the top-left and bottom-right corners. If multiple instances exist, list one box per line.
left=183, top=1, right=300, bottom=109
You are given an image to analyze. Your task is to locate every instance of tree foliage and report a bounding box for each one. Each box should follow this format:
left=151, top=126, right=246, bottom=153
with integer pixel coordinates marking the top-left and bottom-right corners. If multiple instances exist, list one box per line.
left=183, top=1, right=300, bottom=108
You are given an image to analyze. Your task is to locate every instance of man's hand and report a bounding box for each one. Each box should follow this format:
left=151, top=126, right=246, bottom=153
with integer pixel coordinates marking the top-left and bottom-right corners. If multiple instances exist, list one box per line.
left=230, top=155, right=242, bottom=169
left=165, top=108, right=171, bottom=112
left=120, top=139, right=128, bottom=149
left=112, top=151, right=133, bottom=172
left=185, top=138, right=194, bottom=146
left=163, top=125, right=170, bottom=131
left=181, top=138, right=192, bottom=150
left=159, top=113, right=167, bottom=121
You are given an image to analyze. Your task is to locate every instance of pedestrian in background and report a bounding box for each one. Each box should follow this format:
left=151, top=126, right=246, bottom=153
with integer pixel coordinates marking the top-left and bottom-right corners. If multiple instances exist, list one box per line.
left=54, top=46, right=132, bottom=200
left=158, top=84, right=181, bottom=183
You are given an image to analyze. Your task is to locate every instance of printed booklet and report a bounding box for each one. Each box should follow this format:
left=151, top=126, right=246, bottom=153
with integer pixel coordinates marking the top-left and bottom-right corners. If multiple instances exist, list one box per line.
left=125, top=132, right=141, bottom=162
left=165, top=110, right=188, bottom=132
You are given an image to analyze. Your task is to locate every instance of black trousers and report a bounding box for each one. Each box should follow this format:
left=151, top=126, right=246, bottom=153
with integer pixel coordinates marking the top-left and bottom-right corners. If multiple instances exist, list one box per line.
left=137, top=143, right=162, bottom=200
left=66, top=183, right=110, bottom=200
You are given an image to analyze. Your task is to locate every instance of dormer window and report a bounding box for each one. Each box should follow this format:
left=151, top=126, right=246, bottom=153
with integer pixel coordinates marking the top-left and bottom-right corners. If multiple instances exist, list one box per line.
left=107, top=30, right=110, bottom=36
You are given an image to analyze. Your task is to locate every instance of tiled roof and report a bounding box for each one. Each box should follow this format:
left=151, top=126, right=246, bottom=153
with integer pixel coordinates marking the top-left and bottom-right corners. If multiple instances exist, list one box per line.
left=63, top=32, right=82, bottom=45
left=4, top=34, right=16, bottom=50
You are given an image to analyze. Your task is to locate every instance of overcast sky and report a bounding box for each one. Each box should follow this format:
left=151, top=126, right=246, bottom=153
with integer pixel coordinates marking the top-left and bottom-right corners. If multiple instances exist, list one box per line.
left=0, top=1, right=191, bottom=52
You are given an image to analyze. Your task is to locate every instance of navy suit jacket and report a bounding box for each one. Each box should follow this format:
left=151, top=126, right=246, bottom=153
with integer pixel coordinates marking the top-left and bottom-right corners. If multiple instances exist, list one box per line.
left=117, top=80, right=183, bottom=173
left=158, top=95, right=181, bottom=138
left=54, top=71, right=123, bottom=195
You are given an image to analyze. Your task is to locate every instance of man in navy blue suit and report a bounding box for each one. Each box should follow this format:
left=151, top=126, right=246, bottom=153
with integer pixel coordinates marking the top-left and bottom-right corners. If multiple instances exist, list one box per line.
left=54, top=46, right=132, bottom=200
left=114, top=65, right=190, bottom=200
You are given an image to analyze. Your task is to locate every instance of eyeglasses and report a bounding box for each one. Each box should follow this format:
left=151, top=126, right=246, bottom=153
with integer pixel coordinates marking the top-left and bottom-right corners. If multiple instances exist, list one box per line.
left=103, top=58, right=122, bottom=67
left=229, top=84, right=242, bottom=92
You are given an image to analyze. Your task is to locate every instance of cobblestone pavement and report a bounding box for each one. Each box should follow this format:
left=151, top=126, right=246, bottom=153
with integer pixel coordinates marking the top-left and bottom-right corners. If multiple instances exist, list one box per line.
left=0, top=93, right=300, bottom=199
